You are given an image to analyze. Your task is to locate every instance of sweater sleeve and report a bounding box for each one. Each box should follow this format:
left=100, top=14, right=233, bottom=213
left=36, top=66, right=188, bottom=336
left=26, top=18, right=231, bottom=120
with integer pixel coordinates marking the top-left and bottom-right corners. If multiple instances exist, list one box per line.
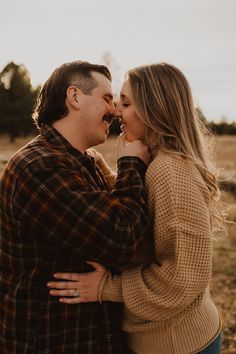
left=101, top=154, right=213, bottom=322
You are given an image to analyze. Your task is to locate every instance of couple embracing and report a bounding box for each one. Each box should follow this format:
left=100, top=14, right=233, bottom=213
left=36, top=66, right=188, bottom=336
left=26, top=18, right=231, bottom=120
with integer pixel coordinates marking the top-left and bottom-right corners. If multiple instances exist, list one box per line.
left=0, top=60, right=222, bottom=353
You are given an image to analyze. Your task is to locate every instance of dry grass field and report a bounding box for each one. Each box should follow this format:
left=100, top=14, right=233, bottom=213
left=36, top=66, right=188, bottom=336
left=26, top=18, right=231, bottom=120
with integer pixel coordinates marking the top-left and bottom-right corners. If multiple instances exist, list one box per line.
left=0, top=134, right=236, bottom=352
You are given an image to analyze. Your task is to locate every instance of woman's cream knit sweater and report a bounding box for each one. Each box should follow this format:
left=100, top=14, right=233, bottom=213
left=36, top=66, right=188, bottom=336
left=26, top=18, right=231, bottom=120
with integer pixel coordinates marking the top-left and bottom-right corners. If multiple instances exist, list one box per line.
left=100, top=151, right=221, bottom=354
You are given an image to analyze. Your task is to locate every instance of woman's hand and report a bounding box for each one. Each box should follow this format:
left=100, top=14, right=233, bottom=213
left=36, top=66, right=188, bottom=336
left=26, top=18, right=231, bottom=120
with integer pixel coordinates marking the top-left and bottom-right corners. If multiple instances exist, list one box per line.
left=86, top=148, right=102, bottom=162
left=47, top=261, right=107, bottom=304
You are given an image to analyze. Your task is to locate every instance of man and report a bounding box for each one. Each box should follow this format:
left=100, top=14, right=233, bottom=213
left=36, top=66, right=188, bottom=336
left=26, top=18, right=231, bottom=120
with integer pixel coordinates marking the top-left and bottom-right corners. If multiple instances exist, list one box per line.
left=0, top=61, right=150, bottom=353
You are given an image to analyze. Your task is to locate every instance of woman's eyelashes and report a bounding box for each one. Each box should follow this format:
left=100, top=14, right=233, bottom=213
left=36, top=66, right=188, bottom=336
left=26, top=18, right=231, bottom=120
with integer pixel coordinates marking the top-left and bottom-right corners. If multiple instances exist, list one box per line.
left=122, top=103, right=130, bottom=107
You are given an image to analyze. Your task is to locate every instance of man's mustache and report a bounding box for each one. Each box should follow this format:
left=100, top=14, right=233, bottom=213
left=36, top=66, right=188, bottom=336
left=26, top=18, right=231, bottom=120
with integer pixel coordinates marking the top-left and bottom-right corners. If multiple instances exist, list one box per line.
left=103, top=114, right=119, bottom=124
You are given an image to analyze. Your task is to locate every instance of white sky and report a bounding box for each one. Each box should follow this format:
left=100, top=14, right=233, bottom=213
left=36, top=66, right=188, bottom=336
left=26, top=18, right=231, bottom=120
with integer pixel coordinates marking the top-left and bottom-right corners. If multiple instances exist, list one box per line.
left=0, top=0, right=236, bottom=121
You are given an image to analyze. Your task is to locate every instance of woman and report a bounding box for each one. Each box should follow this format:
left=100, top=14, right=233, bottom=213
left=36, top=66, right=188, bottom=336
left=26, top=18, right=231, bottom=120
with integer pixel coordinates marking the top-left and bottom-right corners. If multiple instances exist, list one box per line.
left=47, top=63, right=223, bottom=353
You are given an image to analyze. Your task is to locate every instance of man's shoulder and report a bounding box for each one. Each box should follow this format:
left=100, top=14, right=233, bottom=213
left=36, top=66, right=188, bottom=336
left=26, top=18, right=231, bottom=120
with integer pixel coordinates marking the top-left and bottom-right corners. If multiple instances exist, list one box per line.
left=5, top=135, right=71, bottom=175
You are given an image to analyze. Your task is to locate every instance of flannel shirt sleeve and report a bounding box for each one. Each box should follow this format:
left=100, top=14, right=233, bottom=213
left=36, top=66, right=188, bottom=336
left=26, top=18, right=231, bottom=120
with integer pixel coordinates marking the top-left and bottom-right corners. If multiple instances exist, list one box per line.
left=12, top=157, right=149, bottom=267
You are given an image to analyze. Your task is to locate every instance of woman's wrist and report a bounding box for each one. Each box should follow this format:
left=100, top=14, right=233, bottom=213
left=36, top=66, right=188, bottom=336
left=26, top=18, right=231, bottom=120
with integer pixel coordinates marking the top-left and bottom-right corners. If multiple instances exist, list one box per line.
left=98, top=270, right=110, bottom=304
left=99, top=272, right=124, bottom=303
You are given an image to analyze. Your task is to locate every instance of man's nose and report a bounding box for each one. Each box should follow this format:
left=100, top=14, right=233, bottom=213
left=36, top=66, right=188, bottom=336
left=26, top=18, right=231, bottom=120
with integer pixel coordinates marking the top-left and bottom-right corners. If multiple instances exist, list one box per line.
left=114, top=104, right=121, bottom=117
left=110, top=102, right=115, bottom=114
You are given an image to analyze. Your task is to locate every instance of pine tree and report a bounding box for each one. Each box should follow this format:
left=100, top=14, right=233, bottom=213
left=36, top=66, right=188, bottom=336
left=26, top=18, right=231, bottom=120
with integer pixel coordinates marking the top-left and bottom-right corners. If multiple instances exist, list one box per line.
left=0, top=62, right=38, bottom=142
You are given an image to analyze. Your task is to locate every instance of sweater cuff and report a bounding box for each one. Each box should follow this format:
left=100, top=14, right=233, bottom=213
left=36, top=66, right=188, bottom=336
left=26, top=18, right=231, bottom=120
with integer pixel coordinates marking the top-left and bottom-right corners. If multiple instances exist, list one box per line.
left=99, top=271, right=124, bottom=303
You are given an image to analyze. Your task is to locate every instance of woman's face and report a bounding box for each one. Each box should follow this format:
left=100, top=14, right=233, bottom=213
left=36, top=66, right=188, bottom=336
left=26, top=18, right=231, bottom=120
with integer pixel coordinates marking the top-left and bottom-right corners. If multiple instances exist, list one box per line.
left=115, top=78, right=146, bottom=142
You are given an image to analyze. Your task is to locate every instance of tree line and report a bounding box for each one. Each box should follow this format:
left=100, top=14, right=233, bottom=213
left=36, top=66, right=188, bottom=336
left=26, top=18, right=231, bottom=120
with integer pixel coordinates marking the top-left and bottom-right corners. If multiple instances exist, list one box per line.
left=0, top=62, right=40, bottom=141
left=0, top=62, right=235, bottom=142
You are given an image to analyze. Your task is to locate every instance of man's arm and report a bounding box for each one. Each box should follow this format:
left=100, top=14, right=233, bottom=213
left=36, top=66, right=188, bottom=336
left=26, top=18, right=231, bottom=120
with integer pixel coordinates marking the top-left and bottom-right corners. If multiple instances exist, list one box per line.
left=13, top=157, right=149, bottom=267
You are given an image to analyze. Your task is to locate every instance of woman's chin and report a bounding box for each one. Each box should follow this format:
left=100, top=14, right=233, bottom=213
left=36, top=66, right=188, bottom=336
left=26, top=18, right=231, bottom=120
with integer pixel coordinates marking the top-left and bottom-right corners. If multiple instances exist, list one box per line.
left=125, top=134, right=137, bottom=142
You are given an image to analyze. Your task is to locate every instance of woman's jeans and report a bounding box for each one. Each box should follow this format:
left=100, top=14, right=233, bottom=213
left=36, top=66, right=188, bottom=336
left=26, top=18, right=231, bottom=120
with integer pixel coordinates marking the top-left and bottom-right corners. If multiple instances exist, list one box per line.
left=197, top=333, right=221, bottom=354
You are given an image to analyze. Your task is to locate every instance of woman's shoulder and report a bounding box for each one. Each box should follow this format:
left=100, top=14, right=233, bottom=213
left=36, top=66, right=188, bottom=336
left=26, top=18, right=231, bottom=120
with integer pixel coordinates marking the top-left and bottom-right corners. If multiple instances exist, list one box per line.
left=146, top=151, right=208, bottom=195
left=146, top=150, right=187, bottom=178
left=146, top=150, right=206, bottom=189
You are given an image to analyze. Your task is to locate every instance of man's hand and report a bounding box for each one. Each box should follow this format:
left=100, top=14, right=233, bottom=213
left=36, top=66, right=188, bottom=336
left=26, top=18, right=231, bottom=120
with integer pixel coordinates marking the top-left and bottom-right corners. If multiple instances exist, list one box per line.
left=117, top=133, right=151, bottom=166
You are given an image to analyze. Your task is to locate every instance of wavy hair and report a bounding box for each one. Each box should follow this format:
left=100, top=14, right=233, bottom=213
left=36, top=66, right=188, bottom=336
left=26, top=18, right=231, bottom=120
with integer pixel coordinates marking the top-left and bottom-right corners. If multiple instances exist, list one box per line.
left=127, top=63, right=225, bottom=232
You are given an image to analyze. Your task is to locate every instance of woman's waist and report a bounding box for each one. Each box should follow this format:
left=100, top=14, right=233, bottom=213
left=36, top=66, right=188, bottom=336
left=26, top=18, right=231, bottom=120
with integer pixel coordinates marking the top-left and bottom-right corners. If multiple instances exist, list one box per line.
left=123, top=296, right=221, bottom=353
left=122, top=289, right=220, bottom=334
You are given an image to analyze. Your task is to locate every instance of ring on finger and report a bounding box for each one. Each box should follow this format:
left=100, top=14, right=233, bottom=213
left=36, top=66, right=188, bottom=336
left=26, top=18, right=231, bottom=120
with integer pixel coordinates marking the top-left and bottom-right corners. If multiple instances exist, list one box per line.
left=73, top=289, right=80, bottom=297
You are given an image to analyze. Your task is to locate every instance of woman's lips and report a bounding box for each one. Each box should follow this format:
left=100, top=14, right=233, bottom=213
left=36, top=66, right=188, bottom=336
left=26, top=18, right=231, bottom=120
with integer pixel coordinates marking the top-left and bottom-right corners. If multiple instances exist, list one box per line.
left=120, top=120, right=127, bottom=131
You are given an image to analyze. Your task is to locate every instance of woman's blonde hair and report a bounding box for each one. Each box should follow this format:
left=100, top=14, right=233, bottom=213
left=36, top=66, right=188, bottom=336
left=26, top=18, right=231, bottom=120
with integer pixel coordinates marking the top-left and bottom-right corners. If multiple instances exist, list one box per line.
left=127, top=63, right=225, bottom=232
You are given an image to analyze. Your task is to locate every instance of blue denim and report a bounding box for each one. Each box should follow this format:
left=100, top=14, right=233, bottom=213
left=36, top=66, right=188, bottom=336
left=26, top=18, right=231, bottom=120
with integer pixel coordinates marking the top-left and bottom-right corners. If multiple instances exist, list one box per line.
left=197, top=333, right=221, bottom=354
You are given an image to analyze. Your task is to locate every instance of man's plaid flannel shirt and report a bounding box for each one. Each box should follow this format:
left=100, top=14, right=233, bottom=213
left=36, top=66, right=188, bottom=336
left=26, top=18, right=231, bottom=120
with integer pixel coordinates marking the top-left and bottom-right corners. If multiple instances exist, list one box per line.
left=0, top=125, right=149, bottom=354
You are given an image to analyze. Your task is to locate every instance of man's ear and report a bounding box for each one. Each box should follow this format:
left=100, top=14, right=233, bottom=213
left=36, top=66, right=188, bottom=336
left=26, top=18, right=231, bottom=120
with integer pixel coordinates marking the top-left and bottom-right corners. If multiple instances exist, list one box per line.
left=66, top=86, right=82, bottom=109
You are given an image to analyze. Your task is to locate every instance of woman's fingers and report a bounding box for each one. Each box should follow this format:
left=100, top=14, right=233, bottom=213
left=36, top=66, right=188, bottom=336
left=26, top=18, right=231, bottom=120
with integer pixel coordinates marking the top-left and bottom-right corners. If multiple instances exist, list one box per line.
left=47, top=265, right=107, bottom=303
left=53, top=272, right=82, bottom=281
left=50, top=289, right=82, bottom=297
left=49, top=288, right=93, bottom=304
left=86, top=261, right=106, bottom=272
left=59, top=297, right=86, bottom=304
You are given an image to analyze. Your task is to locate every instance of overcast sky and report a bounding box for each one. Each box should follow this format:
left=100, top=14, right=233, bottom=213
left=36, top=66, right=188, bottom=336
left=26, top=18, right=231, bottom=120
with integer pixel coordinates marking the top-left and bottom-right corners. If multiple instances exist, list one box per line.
left=0, top=0, right=235, bottom=121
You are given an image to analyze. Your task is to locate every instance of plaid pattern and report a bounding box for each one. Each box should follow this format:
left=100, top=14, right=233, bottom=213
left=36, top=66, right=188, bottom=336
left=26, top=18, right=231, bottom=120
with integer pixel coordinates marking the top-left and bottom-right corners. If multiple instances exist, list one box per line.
left=0, top=125, right=149, bottom=354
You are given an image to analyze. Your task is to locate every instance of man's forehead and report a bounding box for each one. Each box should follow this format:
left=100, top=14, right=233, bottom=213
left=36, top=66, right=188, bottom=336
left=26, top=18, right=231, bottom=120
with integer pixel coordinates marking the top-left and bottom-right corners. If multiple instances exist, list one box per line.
left=91, top=71, right=110, bottom=84
left=92, top=71, right=113, bottom=95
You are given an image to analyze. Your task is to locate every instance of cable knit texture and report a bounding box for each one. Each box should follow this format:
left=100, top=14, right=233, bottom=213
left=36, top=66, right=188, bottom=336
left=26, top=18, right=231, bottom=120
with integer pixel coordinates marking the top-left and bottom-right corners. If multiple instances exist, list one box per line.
left=101, top=150, right=221, bottom=354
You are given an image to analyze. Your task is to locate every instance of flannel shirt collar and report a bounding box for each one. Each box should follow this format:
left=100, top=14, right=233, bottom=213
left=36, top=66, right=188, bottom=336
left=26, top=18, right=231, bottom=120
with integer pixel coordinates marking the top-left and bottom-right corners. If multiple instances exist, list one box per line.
left=40, top=124, right=94, bottom=163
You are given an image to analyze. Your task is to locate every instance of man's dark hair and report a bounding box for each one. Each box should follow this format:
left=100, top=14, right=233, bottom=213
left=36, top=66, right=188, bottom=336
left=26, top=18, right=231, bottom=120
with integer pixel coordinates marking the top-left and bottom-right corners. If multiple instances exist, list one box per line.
left=32, top=61, right=112, bottom=128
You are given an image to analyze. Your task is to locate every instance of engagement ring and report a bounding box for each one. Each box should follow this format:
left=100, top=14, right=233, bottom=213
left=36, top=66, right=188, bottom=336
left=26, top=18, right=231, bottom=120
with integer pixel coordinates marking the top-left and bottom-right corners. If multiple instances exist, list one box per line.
left=73, top=289, right=80, bottom=297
